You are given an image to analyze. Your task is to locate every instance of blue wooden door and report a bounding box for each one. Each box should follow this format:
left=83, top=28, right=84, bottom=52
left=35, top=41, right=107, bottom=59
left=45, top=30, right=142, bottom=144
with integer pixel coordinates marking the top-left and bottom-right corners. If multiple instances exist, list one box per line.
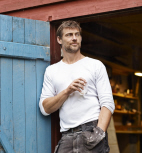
left=0, top=15, right=51, bottom=153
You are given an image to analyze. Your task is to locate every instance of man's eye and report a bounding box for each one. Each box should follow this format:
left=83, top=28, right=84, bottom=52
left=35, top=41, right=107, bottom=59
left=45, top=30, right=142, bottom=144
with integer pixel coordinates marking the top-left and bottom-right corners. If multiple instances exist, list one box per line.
left=76, top=33, right=80, bottom=36
left=66, top=34, right=72, bottom=37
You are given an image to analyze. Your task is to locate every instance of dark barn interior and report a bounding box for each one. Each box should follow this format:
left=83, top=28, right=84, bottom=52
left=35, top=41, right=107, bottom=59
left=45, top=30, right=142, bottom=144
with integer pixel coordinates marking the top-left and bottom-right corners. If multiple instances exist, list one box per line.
left=81, top=12, right=142, bottom=71
left=79, top=10, right=142, bottom=153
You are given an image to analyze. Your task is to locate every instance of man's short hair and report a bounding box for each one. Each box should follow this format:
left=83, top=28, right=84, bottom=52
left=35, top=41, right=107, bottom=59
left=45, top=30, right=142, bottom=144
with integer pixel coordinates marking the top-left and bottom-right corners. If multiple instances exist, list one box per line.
left=56, top=20, right=82, bottom=38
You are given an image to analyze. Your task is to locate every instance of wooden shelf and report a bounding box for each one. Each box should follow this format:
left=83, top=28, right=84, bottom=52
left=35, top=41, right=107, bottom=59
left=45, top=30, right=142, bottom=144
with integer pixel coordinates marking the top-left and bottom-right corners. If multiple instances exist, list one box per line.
left=116, top=130, right=142, bottom=134
left=115, top=126, right=142, bottom=133
left=114, top=110, right=136, bottom=114
left=113, top=93, right=138, bottom=100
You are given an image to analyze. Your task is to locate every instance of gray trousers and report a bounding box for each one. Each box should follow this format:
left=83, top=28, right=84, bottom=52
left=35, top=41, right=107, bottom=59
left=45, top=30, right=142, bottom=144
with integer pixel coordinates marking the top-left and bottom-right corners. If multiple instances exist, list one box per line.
left=54, top=121, right=110, bottom=153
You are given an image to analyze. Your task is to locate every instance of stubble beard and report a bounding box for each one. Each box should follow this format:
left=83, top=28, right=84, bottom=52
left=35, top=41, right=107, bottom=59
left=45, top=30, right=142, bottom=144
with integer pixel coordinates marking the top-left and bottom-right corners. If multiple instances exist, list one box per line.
left=63, top=43, right=81, bottom=53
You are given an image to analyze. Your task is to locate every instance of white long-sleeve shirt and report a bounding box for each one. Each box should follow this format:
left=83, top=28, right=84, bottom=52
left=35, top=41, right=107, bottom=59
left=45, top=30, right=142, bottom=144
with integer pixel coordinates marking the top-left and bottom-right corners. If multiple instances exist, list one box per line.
left=39, top=57, right=115, bottom=132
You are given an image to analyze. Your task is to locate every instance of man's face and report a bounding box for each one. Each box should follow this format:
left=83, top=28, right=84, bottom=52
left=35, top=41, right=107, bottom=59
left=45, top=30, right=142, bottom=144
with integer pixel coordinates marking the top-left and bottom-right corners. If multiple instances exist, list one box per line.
left=58, top=28, right=82, bottom=53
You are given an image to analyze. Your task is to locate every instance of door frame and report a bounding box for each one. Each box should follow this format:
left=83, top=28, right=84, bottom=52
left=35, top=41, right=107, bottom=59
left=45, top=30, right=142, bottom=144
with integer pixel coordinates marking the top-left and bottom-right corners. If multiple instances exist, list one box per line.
left=50, top=7, right=142, bottom=152
left=50, top=23, right=62, bottom=153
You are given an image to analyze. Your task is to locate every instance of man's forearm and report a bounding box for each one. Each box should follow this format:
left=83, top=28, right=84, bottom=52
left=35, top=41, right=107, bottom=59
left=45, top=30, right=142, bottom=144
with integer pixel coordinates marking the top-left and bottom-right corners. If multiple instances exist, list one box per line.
left=42, top=89, right=69, bottom=114
left=42, top=78, right=86, bottom=114
left=97, top=106, right=112, bottom=132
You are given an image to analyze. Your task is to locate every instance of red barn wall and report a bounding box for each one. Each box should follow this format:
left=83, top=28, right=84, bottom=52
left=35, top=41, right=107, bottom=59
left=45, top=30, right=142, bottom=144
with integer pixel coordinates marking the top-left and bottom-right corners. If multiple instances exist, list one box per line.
left=1, top=0, right=142, bottom=21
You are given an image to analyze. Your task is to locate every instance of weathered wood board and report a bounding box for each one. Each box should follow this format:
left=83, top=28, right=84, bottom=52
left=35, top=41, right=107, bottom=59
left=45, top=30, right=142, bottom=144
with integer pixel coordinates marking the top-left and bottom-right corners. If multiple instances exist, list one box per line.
left=107, top=117, right=120, bottom=153
left=0, top=14, right=51, bottom=153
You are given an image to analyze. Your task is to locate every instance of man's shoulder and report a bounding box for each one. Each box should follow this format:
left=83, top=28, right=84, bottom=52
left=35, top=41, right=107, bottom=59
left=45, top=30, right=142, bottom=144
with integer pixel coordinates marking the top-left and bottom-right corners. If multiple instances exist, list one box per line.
left=45, top=60, right=61, bottom=74
left=48, top=60, right=61, bottom=68
left=86, top=57, right=103, bottom=65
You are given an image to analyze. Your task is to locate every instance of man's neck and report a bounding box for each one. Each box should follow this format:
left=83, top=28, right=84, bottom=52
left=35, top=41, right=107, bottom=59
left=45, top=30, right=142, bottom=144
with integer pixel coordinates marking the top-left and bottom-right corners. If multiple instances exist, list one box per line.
left=62, top=50, right=85, bottom=64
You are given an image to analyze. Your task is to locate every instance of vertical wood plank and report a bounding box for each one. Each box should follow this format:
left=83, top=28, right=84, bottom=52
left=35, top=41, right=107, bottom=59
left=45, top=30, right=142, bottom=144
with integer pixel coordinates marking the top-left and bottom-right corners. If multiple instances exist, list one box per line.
left=13, top=59, right=25, bottom=153
left=25, top=19, right=36, bottom=45
left=108, top=117, right=120, bottom=153
left=36, top=20, right=50, bottom=46
left=0, top=143, right=5, bottom=153
left=0, top=126, right=15, bottom=153
left=0, top=58, right=1, bottom=153
left=0, top=15, right=1, bottom=40
left=36, top=60, right=51, bottom=153
left=0, top=58, right=13, bottom=150
left=13, top=17, right=25, bottom=43
left=25, top=60, right=37, bottom=153
left=0, top=15, right=12, bottom=42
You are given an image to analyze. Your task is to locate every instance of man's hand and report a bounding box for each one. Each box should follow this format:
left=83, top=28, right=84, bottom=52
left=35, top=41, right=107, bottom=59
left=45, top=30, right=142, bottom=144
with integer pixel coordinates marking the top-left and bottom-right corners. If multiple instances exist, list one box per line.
left=82, top=126, right=105, bottom=150
left=65, top=78, right=87, bottom=95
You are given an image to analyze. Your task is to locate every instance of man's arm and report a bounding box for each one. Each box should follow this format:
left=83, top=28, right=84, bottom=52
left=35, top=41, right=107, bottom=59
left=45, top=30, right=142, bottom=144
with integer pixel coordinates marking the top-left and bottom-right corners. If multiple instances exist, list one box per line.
left=97, top=106, right=112, bottom=132
left=42, top=89, right=69, bottom=114
left=42, top=78, right=86, bottom=114
left=95, top=62, right=115, bottom=131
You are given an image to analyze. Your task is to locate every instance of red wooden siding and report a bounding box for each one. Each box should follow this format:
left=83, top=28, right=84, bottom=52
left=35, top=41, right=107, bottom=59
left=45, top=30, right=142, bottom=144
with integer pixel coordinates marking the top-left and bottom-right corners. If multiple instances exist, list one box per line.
left=3, top=0, right=142, bottom=21
left=0, top=0, right=66, bottom=13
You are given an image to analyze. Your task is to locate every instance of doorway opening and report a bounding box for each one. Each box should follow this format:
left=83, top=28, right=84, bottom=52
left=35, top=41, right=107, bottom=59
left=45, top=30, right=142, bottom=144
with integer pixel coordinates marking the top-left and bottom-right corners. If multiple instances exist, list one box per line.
left=51, top=7, right=142, bottom=153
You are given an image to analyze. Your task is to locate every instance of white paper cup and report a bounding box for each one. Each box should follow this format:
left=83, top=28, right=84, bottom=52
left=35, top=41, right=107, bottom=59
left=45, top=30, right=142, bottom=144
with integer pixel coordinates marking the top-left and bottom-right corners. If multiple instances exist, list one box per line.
left=80, top=83, right=88, bottom=95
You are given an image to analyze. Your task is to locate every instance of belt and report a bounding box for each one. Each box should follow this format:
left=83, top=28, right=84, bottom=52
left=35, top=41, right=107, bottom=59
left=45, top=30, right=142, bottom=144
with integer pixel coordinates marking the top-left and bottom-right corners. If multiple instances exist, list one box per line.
left=62, top=120, right=98, bottom=134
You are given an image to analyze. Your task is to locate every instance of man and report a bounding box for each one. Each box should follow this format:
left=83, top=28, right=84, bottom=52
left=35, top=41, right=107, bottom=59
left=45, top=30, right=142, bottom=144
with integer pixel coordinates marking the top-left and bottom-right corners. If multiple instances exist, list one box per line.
left=39, top=20, right=115, bottom=153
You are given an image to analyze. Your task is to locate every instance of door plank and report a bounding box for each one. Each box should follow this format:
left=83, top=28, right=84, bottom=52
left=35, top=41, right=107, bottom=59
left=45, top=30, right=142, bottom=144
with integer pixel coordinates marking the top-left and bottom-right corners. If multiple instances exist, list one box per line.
left=36, top=20, right=50, bottom=46
left=13, top=59, right=25, bottom=153
left=0, top=58, right=13, bottom=149
left=0, top=15, right=12, bottom=42
left=0, top=142, right=5, bottom=153
left=108, top=117, right=120, bottom=153
left=0, top=15, right=1, bottom=40
left=0, top=126, right=15, bottom=153
left=25, top=19, right=36, bottom=45
left=36, top=60, right=51, bottom=153
left=0, top=41, right=50, bottom=61
left=25, top=60, right=37, bottom=153
left=13, top=17, right=24, bottom=44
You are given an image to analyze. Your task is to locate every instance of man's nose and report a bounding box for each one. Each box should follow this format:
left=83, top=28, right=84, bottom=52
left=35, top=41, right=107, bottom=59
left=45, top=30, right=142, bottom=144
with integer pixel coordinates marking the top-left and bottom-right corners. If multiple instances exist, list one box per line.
left=72, top=34, right=77, bottom=40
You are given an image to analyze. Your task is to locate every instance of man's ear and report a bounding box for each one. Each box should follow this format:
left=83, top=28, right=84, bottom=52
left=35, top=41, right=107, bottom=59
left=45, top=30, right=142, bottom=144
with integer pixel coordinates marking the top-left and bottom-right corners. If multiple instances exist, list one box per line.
left=57, top=36, right=62, bottom=45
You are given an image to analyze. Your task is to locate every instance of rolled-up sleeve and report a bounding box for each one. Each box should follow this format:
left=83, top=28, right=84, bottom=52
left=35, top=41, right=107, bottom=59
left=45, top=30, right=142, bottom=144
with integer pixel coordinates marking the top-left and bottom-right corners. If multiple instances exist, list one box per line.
left=39, top=66, right=56, bottom=116
left=96, top=62, right=115, bottom=114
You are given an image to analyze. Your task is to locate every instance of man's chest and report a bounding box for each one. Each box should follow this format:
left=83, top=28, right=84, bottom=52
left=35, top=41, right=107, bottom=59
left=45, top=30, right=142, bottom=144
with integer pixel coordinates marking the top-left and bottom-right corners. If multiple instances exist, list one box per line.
left=52, top=66, right=95, bottom=94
